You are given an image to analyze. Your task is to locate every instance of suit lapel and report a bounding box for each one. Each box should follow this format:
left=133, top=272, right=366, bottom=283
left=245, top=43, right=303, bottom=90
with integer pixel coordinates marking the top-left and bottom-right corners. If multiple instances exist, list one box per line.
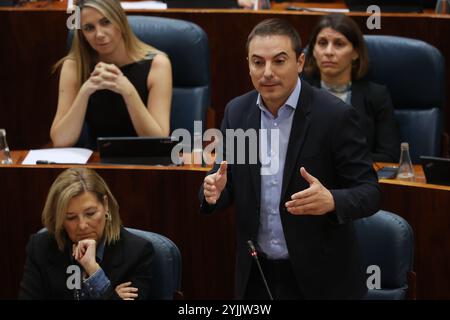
left=102, top=236, right=124, bottom=284
left=47, top=245, right=70, bottom=266
left=246, top=100, right=261, bottom=205
left=46, top=241, right=74, bottom=299
left=280, top=81, right=313, bottom=201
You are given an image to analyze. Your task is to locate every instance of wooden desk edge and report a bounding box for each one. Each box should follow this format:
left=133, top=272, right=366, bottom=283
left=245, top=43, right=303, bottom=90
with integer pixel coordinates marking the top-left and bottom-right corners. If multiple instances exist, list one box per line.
left=4, top=151, right=450, bottom=190
left=4, top=150, right=211, bottom=172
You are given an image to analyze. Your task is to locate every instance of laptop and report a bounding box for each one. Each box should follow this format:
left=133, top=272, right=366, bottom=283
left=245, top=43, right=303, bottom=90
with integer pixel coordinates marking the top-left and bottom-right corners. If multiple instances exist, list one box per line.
left=421, top=156, right=450, bottom=186
left=345, top=0, right=424, bottom=13
left=97, top=137, right=181, bottom=166
left=165, top=0, right=238, bottom=8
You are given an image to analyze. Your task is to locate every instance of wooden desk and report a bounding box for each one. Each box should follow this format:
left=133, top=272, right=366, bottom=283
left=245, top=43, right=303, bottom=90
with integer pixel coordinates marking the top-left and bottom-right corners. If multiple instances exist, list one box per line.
left=0, top=1, right=449, bottom=150
left=1, top=152, right=450, bottom=299
left=375, top=163, right=450, bottom=299
left=0, top=150, right=236, bottom=299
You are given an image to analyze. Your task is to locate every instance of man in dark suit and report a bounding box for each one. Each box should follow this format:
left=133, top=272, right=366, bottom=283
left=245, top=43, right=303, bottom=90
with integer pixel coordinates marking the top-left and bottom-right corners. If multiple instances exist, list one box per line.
left=200, top=18, right=380, bottom=299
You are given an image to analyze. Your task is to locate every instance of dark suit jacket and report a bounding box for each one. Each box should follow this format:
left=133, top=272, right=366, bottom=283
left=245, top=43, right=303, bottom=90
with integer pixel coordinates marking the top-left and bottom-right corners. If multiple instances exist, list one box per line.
left=309, top=78, right=400, bottom=162
left=200, top=80, right=380, bottom=299
left=19, top=227, right=154, bottom=300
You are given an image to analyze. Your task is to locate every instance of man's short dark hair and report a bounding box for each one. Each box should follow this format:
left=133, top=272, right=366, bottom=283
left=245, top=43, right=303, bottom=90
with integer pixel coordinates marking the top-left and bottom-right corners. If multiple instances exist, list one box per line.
left=246, top=18, right=303, bottom=58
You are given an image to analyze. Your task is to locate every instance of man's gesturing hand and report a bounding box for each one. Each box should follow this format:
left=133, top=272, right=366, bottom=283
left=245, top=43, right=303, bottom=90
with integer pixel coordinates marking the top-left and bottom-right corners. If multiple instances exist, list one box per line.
left=285, top=167, right=335, bottom=215
left=203, top=161, right=228, bottom=205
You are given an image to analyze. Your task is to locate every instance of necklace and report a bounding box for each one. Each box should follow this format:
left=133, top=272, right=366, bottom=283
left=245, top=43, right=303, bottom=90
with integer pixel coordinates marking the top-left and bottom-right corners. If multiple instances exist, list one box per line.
left=321, top=80, right=352, bottom=94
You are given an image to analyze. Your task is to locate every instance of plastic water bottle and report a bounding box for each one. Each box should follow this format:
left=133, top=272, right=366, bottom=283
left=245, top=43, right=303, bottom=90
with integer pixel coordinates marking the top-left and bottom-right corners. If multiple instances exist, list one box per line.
left=254, top=0, right=271, bottom=10
left=396, top=142, right=415, bottom=181
left=0, top=129, right=13, bottom=165
left=436, top=0, right=450, bottom=14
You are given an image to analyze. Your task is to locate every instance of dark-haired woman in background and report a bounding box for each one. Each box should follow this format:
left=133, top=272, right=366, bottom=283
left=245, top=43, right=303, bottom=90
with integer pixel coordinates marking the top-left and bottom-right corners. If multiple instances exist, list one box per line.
left=304, top=13, right=400, bottom=162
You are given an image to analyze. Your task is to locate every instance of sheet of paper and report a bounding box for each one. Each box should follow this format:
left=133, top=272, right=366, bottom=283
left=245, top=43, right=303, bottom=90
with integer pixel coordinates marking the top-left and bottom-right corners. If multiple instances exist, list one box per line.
left=21, top=148, right=93, bottom=165
left=120, top=1, right=167, bottom=10
left=302, top=7, right=349, bottom=13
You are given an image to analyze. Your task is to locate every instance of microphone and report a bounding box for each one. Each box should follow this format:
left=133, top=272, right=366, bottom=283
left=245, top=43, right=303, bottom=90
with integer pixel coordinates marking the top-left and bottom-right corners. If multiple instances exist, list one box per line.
left=246, top=240, right=273, bottom=300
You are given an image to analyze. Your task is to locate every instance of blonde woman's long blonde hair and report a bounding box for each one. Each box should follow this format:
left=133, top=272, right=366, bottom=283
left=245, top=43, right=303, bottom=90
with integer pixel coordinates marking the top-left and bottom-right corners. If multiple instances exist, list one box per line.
left=55, top=0, right=160, bottom=89
left=42, top=167, right=122, bottom=251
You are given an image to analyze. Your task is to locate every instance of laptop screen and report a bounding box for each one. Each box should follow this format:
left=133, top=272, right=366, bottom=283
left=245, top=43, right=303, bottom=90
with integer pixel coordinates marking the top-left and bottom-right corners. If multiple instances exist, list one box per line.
left=421, top=156, right=450, bottom=186
left=345, top=0, right=424, bottom=13
left=97, top=136, right=181, bottom=166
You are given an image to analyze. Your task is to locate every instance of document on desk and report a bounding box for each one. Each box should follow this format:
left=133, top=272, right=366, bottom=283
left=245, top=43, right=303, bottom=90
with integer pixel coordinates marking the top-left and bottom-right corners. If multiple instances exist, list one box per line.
left=308, top=8, right=349, bottom=12
left=120, top=1, right=168, bottom=9
left=21, top=148, right=93, bottom=165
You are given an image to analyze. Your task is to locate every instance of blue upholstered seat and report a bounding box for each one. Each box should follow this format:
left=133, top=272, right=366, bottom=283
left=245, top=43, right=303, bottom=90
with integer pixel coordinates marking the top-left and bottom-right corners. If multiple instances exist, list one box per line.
left=364, top=35, right=446, bottom=162
left=126, top=227, right=182, bottom=300
left=354, top=210, right=414, bottom=299
left=127, top=16, right=210, bottom=136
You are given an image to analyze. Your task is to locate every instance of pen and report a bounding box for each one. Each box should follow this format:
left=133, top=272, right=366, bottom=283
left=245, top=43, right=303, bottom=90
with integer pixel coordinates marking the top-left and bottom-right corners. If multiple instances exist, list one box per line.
left=286, top=6, right=307, bottom=11
left=36, top=160, right=56, bottom=164
left=35, top=160, right=84, bottom=165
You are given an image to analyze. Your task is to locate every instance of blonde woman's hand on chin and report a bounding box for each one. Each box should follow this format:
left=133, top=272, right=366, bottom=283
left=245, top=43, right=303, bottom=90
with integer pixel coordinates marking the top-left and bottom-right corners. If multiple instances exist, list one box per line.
left=72, top=239, right=100, bottom=276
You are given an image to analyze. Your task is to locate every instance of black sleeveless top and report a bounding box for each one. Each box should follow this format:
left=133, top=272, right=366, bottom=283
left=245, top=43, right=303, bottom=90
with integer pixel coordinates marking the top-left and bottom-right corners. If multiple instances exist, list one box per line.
left=84, top=55, right=154, bottom=144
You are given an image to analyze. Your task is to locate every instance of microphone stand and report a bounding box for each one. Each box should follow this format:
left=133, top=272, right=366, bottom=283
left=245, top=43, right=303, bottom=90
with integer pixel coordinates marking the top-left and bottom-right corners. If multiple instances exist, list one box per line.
left=247, top=240, right=273, bottom=300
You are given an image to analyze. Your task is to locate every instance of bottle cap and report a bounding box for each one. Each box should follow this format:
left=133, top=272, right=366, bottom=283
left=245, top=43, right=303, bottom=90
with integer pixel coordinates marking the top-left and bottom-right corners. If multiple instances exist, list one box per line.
left=0, top=129, right=5, bottom=136
left=401, top=142, right=409, bottom=149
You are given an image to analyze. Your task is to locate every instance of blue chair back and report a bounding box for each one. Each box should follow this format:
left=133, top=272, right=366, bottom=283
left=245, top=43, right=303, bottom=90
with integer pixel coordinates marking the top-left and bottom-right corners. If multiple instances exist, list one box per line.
left=126, top=227, right=181, bottom=300
left=127, top=16, right=210, bottom=135
left=354, top=210, right=414, bottom=299
left=364, top=35, right=446, bottom=162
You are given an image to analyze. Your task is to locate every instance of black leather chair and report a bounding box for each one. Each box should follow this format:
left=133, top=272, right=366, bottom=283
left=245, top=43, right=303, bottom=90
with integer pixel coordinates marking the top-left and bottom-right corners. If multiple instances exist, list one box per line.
left=354, top=210, right=415, bottom=299
left=69, top=16, right=211, bottom=148
left=364, top=35, right=446, bottom=163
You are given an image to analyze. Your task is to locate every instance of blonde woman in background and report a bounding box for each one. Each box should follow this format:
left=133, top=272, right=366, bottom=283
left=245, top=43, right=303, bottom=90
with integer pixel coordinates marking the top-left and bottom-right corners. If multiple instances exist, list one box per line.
left=51, top=0, right=172, bottom=149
